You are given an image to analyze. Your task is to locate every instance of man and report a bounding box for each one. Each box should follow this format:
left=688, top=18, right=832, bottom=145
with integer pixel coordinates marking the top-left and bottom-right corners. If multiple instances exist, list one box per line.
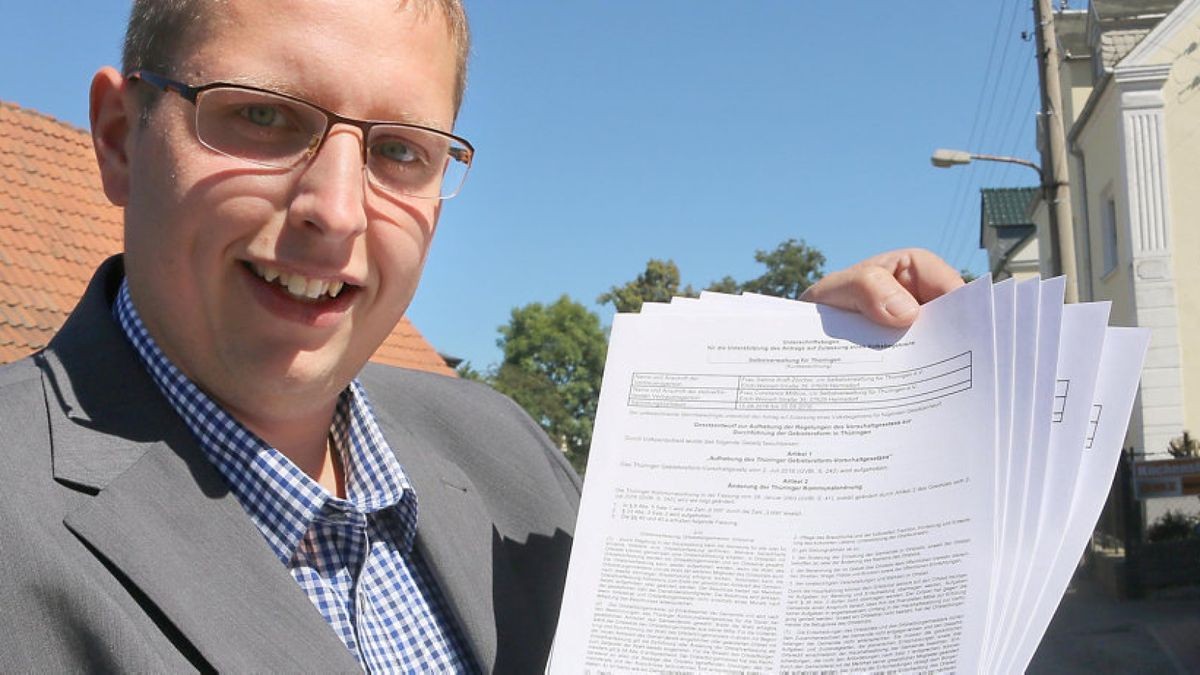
left=0, top=0, right=961, bottom=671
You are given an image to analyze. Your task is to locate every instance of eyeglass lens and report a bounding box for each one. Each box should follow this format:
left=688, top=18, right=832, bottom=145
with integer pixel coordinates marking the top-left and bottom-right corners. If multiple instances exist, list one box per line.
left=193, top=87, right=469, bottom=199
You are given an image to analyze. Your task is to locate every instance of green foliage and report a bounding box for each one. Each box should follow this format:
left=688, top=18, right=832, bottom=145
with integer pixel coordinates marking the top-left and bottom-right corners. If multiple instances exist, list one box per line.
left=1146, top=509, right=1199, bottom=543
left=487, top=238, right=830, bottom=479
left=1168, top=430, right=1198, bottom=458
left=491, top=362, right=565, bottom=442
left=597, top=259, right=696, bottom=313
left=960, top=269, right=978, bottom=283
left=455, top=361, right=485, bottom=382
left=597, top=239, right=827, bottom=316
left=737, top=238, right=825, bottom=299
left=490, top=295, right=607, bottom=474
left=705, top=275, right=741, bottom=294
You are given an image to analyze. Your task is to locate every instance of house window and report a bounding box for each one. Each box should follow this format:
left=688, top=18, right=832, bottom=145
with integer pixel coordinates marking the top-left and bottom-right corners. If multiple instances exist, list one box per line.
left=1101, top=197, right=1119, bottom=275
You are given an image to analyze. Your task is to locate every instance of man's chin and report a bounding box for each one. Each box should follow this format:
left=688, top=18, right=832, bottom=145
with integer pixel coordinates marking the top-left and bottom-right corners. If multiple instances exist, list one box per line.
left=215, top=349, right=358, bottom=407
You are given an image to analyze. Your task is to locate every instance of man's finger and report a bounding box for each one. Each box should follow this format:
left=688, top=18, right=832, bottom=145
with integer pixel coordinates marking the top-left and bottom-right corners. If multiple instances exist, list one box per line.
left=800, top=248, right=965, bottom=328
left=869, top=248, right=965, bottom=304
left=803, top=265, right=923, bottom=328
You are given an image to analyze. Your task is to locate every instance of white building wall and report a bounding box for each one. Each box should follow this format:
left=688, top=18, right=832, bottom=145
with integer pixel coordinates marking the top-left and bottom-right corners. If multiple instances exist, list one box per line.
left=1113, top=64, right=1186, bottom=464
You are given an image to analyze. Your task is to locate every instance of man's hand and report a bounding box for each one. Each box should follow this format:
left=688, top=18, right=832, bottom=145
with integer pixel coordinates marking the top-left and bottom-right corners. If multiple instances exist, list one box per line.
left=800, top=248, right=964, bottom=328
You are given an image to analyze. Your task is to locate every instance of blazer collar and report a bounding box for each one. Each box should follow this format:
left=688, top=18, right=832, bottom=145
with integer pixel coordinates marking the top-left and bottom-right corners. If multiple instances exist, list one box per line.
left=369, top=401, right=500, bottom=669
left=359, top=365, right=571, bottom=673
left=41, top=256, right=168, bottom=491
left=42, top=256, right=361, bottom=672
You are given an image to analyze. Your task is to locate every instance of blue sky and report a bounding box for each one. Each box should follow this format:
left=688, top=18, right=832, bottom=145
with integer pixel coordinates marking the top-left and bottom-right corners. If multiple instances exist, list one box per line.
left=1, top=1, right=1065, bottom=369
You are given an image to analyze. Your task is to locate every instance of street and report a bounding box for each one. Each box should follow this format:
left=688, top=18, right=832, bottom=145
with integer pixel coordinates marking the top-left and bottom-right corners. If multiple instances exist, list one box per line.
left=1028, top=577, right=1200, bottom=674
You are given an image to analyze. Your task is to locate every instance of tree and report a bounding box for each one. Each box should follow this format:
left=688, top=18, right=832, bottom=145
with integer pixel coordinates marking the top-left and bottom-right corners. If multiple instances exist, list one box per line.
left=704, top=275, right=741, bottom=294
left=1146, top=509, right=1198, bottom=542
left=491, top=295, right=608, bottom=474
left=1168, top=430, right=1198, bottom=458
left=455, top=361, right=485, bottom=382
left=491, top=238, right=830, bottom=475
left=597, top=259, right=696, bottom=313
left=737, top=238, right=825, bottom=299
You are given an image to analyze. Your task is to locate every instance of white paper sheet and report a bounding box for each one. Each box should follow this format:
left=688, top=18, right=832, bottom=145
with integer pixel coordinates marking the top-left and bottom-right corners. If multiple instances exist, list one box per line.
left=548, top=279, right=1146, bottom=673
left=1001, top=326, right=1150, bottom=672
left=990, top=279, right=1017, bottom=560
left=550, top=280, right=998, bottom=673
left=983, top=278, right=1065, bottom=663
left=984, top=300, right=1111, bottom=671
left=981, top=278, right=1040, bottom=655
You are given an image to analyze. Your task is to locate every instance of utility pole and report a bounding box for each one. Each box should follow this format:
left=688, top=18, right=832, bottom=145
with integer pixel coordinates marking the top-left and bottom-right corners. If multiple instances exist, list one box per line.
left=1033, top=0, right=1079, bottom=302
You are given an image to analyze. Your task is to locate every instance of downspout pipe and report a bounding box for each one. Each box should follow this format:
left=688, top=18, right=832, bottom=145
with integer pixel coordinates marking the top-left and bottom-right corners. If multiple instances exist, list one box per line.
left=1068, top=142, right=1093, bottom=301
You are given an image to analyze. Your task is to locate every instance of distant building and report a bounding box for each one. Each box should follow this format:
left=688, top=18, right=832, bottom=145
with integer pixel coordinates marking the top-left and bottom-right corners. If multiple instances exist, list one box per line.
left=1033, top=0, right=1200, bottom=534
left=0, top=100, right=455, bottom=376
left=1045, top=0, right=1197, bottom=463
left=979, top=187, right=1042, bottom=281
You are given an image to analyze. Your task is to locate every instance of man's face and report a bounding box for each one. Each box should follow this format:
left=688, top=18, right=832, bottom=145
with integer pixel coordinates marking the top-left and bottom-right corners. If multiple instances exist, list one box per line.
left=117, top=0, right=459, bottom=428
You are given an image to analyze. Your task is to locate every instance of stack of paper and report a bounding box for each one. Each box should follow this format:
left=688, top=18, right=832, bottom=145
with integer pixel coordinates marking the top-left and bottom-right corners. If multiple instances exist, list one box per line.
left=548, top=276, right=1149, bottom=673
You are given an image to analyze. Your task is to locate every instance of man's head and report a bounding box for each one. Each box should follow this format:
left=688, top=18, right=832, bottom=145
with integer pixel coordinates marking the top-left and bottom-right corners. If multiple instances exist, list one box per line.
left=121, top=0, right=471, bottom=116
left=89, top=0, right=468, bottom=438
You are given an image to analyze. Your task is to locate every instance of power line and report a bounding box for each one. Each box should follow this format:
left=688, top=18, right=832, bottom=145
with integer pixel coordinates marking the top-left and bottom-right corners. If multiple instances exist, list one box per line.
left=952, top=86, right=1040, bottom=271
left=949, top=41, right=1039, bottom=269
left=933, top=0, right=1018, bottom=256
left=936, top=0, right=1029, bottom=263
left=941, top=0, right=1034, bottom=268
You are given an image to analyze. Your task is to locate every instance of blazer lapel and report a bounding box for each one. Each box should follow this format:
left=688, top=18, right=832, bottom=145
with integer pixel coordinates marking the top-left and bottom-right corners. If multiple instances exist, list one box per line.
left=43, top=257, right=360, bottom=672
left=372, top=403, right=500, bottom=668
left=61, top=439, right=360, bottom=672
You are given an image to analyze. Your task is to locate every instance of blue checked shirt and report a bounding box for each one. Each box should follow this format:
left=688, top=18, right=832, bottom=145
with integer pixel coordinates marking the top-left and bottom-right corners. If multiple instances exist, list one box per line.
left=114, top=280, right=477, bottom=673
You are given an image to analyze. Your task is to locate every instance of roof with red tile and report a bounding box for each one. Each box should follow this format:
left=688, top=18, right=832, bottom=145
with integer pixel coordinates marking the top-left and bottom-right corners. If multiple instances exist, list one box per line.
left=0, top=100, right=455, bottom=376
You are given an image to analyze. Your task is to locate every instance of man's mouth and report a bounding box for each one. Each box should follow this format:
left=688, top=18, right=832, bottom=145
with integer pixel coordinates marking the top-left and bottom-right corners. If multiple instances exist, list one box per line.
left=248, top=262, right=352, bottom=301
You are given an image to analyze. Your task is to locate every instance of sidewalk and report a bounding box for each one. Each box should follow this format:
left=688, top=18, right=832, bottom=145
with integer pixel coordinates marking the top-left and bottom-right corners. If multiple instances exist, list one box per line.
left=1027, top=576, right=1200, bottom=674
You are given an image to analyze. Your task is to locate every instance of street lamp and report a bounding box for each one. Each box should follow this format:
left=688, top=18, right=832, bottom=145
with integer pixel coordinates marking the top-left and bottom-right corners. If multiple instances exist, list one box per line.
left=930, top=148, right=1043, bottom=181
left=931, top=147, right=1077, bottom=303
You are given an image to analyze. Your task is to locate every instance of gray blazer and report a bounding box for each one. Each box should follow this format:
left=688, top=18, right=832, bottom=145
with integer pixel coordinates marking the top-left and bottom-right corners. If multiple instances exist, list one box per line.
left=0, top=257, right=581, bottom=673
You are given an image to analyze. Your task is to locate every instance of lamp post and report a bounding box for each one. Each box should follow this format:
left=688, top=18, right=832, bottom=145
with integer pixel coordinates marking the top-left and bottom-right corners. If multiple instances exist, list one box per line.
left=930, top=149, right=1043, bottom=180
left=931, top=148, right=1077, bottom=302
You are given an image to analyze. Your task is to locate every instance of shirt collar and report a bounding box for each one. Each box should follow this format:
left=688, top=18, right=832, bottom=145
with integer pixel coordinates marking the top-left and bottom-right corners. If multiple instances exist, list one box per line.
left=112, top=278, right=419, bottom=561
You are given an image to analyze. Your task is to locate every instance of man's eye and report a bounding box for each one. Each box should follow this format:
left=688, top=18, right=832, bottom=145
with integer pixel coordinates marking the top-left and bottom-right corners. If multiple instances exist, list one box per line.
left=239, top=105, right=286, bottom=127
left=374, top=140, right=420, bottom=164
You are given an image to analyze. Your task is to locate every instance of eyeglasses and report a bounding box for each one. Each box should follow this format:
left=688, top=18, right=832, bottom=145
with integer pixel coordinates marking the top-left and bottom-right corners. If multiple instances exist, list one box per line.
left=126, top=70, right=474, bottom=200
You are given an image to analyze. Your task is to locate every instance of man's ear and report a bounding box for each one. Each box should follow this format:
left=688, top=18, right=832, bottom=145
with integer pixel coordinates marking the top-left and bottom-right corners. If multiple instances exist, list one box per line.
left=90, top=67, right=135, bottom=207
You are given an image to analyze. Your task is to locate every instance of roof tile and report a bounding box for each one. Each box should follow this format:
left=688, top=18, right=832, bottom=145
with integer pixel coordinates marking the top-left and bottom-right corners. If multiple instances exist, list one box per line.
left=0, top=100, right=454, bottom=376
left=981, top=187, right=1039, bottom=228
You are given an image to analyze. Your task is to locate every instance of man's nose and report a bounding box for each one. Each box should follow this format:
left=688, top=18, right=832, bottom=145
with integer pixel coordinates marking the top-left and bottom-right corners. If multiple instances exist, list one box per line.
left=288, top=124, right=369, bottom=240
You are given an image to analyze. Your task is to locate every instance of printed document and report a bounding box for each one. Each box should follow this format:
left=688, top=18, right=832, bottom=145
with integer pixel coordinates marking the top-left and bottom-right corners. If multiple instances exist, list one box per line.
left=551, top=279, right=998, bottom=673
left=547, top=277, right=1148, bottom=673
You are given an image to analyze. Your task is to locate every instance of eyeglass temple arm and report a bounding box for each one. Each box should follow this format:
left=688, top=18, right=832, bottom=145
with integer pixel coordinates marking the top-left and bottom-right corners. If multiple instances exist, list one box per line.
left=126, top=70, right=201, bottom=103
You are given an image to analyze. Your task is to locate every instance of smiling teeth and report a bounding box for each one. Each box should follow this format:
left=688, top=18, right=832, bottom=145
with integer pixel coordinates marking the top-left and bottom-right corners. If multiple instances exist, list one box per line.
left=251, top=263, right=346, bottom=300
left=288, top=275, right=309, bottom=297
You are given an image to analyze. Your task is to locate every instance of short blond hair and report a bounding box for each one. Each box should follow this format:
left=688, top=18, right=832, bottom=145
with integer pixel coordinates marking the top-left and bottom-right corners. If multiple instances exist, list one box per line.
left=121, top=0, right=471, bottom=114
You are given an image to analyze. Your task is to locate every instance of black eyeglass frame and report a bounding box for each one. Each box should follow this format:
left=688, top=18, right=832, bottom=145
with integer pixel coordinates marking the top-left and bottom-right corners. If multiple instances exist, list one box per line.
left=125, top=69, right=475, bottom=199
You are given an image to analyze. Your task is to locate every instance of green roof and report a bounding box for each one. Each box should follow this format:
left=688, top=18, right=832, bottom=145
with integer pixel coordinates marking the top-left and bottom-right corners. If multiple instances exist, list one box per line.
left=980, top=187, right=1039, bottom=228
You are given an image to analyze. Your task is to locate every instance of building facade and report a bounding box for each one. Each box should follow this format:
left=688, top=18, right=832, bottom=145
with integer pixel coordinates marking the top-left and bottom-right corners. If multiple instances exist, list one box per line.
left=979, top=187, right=1042, bottom=281
left=1049, top=0, right=1198, bottom=459
left=1049, top=0, right=1199, bottom=521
